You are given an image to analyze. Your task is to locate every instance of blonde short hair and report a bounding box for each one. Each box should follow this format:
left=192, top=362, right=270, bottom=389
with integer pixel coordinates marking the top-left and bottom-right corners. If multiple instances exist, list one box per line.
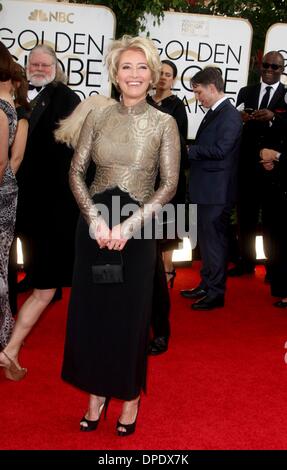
left=54, top=94, right=116, bottom=148
left=105, top=35, right=161, bottom=90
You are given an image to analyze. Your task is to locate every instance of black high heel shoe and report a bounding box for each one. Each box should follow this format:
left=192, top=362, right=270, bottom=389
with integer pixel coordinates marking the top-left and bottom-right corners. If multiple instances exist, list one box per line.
left=80, top=397, right=110, bottom=432
left=166, top=269, right=176, bottom=288
left=116, top=399, right=140, bottom=437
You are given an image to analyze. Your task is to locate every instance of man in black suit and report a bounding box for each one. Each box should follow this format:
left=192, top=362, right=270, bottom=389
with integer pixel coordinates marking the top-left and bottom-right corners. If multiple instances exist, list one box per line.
left=228, top=51, right=286, bottom=277
left=181, top=67, right=242, bottom=310
left=260, top=111, right=287, bottom=308
left=5, top=45, right=80, bottom=367
left=16, top=45, right=80, bottom=293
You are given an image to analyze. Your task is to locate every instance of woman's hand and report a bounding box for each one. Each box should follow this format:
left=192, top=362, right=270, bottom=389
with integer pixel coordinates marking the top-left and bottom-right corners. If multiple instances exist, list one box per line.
left=106, top=224, right=128, bottom=251
left=89, top=218, right=111, bottom=249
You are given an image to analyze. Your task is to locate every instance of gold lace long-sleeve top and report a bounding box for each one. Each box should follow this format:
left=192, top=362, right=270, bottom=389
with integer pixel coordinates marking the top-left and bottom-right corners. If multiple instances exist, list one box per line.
left=69, top=99, right=180, bottom=239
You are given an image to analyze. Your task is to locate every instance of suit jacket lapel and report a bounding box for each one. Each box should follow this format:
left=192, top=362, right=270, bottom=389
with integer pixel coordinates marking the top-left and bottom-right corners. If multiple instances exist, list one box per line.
left=268, top=82, right=285, bottom=109
left=28, top=83, right=56, bottom=136
left=253, top=83, right=261, bottom=109
left=196, top=100, right=228, bottom=139
left=196, top=109, right=213, bottom=138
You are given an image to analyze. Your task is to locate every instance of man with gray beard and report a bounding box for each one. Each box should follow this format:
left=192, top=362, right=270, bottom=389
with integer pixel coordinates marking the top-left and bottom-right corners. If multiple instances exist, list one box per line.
left=17, top=45, right=80, bottom=293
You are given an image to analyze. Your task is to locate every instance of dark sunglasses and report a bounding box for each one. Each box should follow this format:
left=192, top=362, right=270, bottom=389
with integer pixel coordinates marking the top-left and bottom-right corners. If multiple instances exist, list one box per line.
left=262, top=62, right=282, bottom=71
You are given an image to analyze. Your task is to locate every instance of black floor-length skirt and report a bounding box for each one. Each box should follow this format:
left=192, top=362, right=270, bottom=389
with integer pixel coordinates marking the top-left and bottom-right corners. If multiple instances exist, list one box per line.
left=62, top=188, right=156, bottom=400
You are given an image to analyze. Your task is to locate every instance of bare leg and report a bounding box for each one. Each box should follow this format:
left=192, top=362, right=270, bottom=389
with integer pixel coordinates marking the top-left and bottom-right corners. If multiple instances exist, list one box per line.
left=0, top=288, right=56, bottom=368
left=82, top=395, right=106, bottom=422
left=163, top=250, right=175, bottom=284
left=163, top=250, right=174, bottom=274
left=117, top=395, right=140, bottom=433
left=80, top=394, right=108, bottom=431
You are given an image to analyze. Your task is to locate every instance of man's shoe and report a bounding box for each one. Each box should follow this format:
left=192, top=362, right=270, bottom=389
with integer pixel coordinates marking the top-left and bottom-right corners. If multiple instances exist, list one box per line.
left=228, top=265, right=255, bottom=277
left=191, top=295, right=224, bottom=310
left=180, top=287, right=207, bottom=299
left=273, top=300, right=287, bottom=308
left=148, top=336, right=168, bottom=355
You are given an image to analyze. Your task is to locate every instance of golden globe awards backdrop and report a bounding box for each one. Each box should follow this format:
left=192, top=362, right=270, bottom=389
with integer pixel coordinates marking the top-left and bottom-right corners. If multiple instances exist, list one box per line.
left=264, top=23, right=287, bottom=85
left=141, top=12, right=253, bottom=138
left=0, top=0, right=115, bottom=98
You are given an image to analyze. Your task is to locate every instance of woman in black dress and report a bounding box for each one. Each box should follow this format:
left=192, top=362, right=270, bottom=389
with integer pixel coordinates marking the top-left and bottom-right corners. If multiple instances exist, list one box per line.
left=147, top=60, right=188, bottom=355
left=148, top=60, right=188, bottom=283
left=61, top=36, right=180, bottom=436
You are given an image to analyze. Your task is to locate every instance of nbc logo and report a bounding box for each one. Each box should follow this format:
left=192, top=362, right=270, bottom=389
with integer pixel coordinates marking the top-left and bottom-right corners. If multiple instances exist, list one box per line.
left=28, top=9, right=74, bottom=24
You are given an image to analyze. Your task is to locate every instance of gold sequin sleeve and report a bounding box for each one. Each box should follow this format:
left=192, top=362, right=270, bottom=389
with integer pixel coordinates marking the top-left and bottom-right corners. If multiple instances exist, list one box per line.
left=69, top=109, right=100, bottom=227
left=121, top=114, right=180, bottom=239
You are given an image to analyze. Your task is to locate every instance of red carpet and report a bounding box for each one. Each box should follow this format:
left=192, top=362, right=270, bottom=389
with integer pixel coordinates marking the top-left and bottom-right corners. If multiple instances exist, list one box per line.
left=1, top=262, right=287, bottom=450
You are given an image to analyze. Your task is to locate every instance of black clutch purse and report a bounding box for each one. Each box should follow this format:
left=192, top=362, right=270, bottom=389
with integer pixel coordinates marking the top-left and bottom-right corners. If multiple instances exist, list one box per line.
left=92, top=253, right=124, bottom=284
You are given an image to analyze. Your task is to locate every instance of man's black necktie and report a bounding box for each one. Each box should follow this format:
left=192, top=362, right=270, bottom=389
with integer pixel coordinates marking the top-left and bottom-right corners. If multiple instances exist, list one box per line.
left=204, top=108, right=213, bottom=120
left=259, top=86, right=272, bottom=109
left=196, top=108, right=213, bottom=138
left=28, top=83, right=43, bottom=92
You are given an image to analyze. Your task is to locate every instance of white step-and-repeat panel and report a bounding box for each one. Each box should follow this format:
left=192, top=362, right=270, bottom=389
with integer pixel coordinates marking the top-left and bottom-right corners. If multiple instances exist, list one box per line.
left=0, top=0, right=115, bottom=98
left=142, top=12, right=253, bottom=138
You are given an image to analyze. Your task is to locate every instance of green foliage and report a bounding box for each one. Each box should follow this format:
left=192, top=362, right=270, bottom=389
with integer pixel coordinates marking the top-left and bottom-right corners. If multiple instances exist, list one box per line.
left=207, top=0, right=287, bottom=51
left=70, top=1, right=189, bottom=37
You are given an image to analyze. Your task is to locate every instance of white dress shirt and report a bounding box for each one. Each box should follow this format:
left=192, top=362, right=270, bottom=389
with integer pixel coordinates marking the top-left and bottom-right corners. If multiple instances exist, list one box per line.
left=258, top=81, right=280, bottom=108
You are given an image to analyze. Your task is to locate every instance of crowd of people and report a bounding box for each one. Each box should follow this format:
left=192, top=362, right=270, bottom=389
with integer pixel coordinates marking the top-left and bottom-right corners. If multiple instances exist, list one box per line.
left=0, top=36, right=286, bottom=436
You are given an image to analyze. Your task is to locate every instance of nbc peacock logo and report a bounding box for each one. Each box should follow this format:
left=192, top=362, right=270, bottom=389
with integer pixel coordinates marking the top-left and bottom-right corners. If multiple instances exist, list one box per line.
left=28, top=8, right=74, bottom=24
left=28, top=9, right=48, bottom=21
left=29, top=9, right=48, bottom=22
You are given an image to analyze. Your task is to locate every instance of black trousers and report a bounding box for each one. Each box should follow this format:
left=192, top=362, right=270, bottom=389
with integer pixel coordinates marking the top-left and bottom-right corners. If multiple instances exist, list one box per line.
left=198, top=204, right=232, bottom=297
left=263, top=186, right=287, bottom=297
left=236, top=172, right=272, bottom=270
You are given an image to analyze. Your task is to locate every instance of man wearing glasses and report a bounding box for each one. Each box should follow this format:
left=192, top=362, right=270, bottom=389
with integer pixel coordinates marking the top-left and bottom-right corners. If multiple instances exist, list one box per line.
left=13, top=44, right=80, bottom=322
left=228, top=51, right=287, bottom=278
left=27, top=49, right=59, bottom=100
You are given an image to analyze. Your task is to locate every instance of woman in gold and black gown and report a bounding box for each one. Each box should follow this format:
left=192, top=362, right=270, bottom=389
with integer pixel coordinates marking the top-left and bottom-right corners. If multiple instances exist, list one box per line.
left=61, top=36, right=180, bottom=435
